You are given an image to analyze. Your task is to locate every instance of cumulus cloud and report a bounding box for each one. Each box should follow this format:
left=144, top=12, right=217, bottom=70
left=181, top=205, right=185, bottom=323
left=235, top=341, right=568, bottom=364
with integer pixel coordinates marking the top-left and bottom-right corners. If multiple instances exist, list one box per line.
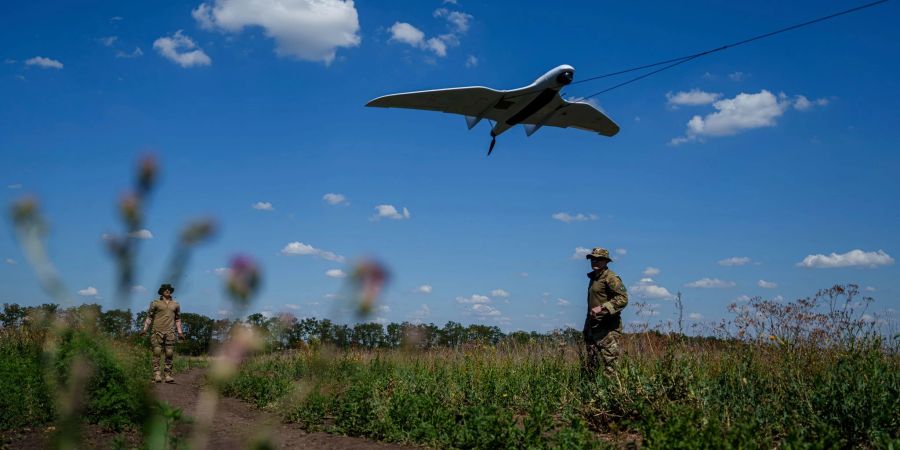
left=99, top=36, right=118, bottom=47
left=389, top=22, right=425, bottom=47
left=212, top=267, right=231, bottom=277
left=688, top=312, right=704, bottom=320
left=718, top=256, right=751, bottom=266
left=415, top=284, right=432, bottom=294
left=552, top=212, right=598, bottom=223
left=556, top=298, right=570, bottom=306
left=686, top=278, right=736, bottom=288
left=7, top=184, right=22, bottom=189
left=615, top=248, right=627, bottom=256
left=280, top=241, right=345, bottom=262
left=470, top=303, right=501, bottom=317
left=153, top=30, right=211, bottom=67
left=792, top=95, right=829, bottom=111
left=77, top=286, right=99, bottom=297
left=5, top=258, right=17, bottom=265
left=323, top=193, right=348, bottom=205
left=669, top=90, right=826, bottom=145
left=193, top=0, right=360, bottom=64
left=410, top=304, right=430, bottom=321
left=456, top=294, right=490, bottom=304
left=128, top=229, right=153, bottom=239
left=115, top=47, right=144, bottom=59
left=666, top=89, right=721, bottom=107
left=465, top=54, right=478, bottom=68
left=132, top=285, right=147, bottom=293
left=797, top=249, right=894, bottom=269
left=728, top=71, right=747, bottom=81
left=433, top=8, right=472, bottom=33
left=643, top=267, right=660, bottom=276
left=865, top=286, right=877, bottom=292
left=372, top=204, right=410, bottom=220
left=490, top=289, right=509, bottom=298
left=630, top=277, right=674, bottom=299
left=571, top=246, right=591, bottom=259
left=25, top=56, right=64, bottom=69
left=252, top=201, right=274, bottom=211
left=757, top=279, right=777, bottom=289
left=325, top=268, right=346, bottom=278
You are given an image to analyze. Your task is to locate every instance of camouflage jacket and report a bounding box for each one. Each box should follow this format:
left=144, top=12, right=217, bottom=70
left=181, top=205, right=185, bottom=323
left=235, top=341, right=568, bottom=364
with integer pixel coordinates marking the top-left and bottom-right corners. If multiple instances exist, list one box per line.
left=147, top=298, right=181, bottom=333
left=586, top=268, right=628, bottom=316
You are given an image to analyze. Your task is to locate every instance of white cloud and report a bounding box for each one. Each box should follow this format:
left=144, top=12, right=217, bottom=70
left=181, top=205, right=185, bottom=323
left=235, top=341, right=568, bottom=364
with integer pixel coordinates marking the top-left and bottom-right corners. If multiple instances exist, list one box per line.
left=389, top=22, right=425, bottom=47
left=688, top=312, right=704, bottom=320
left=666, top=89, right=721, bottom=107
left=433, top=8, right=472, bottom=33
left=128, top=229, right=153, bottom=239
left=552, top=212, right=597, bottom=223
left=470, top=303, right=501, bottom=317
left=797, top=249, right=894, bottom=269
left=415, top=284, right=432, bottom=294
left=465, top=54, right=478, bottom=68
left=131, top=285, right=146, bottom=293
left=323, top=193, right=348, bottom=205
left=519, top=272, right=529, bottom=278
left=25, top=56, right=63, bottom=69
left=490, top=289, right=509, bottom=298
left=77, top=286, right=99, bottom=297
left=325, top=268, right=346, bottom=278
left=280, top=241, right=345, bottom=262
left=718, top=256, right=751, bottom=266
left=757, top=279, right=777, bottom=289
left=372, top=204, right=410, bottom=220
left=212, top=267, right=231, bottom=277
left=669, top=90, right=825, bottom=145
left=193, top=0, right=360, bottom=64
left=5, top=258, right=17, bottom=265
left=99, top=36, right=118, bottom=47
left=865, top=286, right=877, bottom=292
left=7, top=184, right=22, bottom=189
left=115, top=47, right=144, bottom=59
left=630, top=277, right=674, bottom=299
left=153, top=30, right=211, bottom=68
left=735, top=294, right=752, bottom=302
left=456, top=294, right=490, bottom=304
left=251, top=201, right=274, bottom=211
left=571, top=246, right=591, bottom=259
left=615, top=248, right=627, bottom=256
left=643, top=267, right=660, bottom=276
left=284, top=303, right=300, bottom=310
left=792, top=95, right=829, bottom=111
left=556, top=298, right=570, bottom=306
left=686, top=278, right=736, bottom=288
left=728, top=71, right=747, bottom=81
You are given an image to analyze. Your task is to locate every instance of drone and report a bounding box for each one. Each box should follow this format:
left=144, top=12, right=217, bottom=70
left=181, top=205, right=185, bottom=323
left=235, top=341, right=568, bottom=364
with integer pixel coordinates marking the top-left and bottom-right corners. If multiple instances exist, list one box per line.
left=366, top=65, right=619, bottom=155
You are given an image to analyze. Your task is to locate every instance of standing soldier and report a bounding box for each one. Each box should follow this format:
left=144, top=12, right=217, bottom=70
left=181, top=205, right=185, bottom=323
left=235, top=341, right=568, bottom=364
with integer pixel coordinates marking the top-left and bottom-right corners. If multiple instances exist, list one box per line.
left=141, top=283, right=184, bottom=383
left=583, top=248, right=628, bottom=376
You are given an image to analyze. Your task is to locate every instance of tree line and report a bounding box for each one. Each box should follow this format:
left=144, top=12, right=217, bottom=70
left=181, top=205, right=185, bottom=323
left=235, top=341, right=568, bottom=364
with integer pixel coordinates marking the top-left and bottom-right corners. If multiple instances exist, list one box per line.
left=1, top=302, right=583, bottom=355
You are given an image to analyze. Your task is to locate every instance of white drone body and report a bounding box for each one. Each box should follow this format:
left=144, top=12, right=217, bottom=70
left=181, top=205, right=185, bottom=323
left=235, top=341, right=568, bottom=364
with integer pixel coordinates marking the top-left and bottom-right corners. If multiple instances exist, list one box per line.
left=366, top=65, right=619, bottom=154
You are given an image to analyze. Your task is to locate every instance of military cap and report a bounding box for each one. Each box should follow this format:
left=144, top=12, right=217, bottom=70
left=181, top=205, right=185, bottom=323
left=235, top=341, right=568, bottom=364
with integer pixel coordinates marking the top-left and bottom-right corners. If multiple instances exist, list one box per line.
left=585, top=247, right=613, bottom=261
left=158, top=283, right=175, bottom=295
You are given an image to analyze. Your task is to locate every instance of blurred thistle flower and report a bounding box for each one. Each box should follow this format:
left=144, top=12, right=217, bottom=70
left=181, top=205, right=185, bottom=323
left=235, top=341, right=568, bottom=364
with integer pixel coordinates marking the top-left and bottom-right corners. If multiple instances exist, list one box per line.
left=136, top=155, right=158, bottom=195
left=11, top=196, right=44, bottom=231
left=119, top=193, right=142, bottom=230
left=226, top=254, right=261, bottom=308
left=350, top=259, right=389, bottom=317
left=180, top=219, right=216, bottom=246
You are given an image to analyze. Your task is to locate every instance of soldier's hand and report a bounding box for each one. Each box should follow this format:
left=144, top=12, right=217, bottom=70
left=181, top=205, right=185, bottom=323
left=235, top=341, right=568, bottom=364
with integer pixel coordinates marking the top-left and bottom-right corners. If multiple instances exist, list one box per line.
left=178, top=332, right=185, bottom=340
left=139, top=330, right=147, bottom=336
left=590, top=305, right=606, bottom=319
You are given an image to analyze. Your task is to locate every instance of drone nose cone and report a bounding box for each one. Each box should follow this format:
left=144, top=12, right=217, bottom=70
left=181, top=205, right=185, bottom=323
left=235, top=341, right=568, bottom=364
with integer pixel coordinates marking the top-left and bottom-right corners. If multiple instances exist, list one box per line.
left=557, top=71, right=574, bottom=85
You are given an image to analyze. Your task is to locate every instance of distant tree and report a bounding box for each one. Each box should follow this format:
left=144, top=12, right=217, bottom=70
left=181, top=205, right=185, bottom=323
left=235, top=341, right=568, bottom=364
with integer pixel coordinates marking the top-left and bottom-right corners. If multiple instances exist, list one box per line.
left=466, top=324, right=503, bottom=345
left=99, top=309, right=133, bottom=338
left=439, top=321, right=466, bottom=348
left=1, top=303, right=25, bottom=328
left=178, top=312, right=214, bottom=355
left=352, top=322, right=385, bottom=349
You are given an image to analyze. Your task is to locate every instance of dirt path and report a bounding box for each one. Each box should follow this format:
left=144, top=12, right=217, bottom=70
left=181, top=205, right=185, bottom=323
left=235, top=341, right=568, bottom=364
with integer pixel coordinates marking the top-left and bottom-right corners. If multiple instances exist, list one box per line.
left=3, top=368, right=415, bottom=449
left=155, top=368, right=413, bottom=449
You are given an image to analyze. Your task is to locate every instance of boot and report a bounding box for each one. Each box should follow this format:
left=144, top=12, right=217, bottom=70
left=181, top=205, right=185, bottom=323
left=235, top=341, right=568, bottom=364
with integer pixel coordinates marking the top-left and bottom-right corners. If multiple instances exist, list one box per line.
left=164, top=373, right=175, bottom=384
left=154, top=372, right=162, bottom=383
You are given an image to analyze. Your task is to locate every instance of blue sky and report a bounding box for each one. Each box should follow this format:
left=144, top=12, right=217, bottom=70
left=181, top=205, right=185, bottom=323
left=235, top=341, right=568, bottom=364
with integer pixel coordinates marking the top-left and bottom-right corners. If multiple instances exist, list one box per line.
left=1, top=0, right=898, bottom=333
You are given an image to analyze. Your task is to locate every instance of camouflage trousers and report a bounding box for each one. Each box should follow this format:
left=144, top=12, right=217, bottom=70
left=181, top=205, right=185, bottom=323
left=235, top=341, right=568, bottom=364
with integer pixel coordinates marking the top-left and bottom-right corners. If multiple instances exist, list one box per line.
left=150, top=331, right=176, bottom=374
left=583, top=315, right=622, bottom=376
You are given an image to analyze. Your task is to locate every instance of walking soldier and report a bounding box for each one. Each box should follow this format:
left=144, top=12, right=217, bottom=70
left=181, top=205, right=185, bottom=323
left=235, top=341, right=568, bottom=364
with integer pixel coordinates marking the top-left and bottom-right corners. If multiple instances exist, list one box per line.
left=141, top=283, right=184, bottom=383
left=583, top=248, right=628, bottom=376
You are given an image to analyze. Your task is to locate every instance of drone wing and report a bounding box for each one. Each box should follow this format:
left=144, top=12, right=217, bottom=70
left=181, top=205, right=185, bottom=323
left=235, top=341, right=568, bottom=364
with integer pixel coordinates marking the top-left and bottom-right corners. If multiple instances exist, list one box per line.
left=537, top=100, right=620, bottom=137
left=366, top=87, right=510, bottom=122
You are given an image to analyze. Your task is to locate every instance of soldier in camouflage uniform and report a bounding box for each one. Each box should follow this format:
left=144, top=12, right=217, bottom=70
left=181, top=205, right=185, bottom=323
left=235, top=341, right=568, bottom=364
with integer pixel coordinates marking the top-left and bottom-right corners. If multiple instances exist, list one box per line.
left=141, top=283, right=184, bottom=383
left=583, top=248, right=628, bottom=376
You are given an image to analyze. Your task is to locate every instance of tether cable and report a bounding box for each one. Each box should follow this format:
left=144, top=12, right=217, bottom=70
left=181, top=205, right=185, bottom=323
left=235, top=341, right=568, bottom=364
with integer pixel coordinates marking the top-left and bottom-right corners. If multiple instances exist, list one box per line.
left=569, top=0, right=889, bottom=100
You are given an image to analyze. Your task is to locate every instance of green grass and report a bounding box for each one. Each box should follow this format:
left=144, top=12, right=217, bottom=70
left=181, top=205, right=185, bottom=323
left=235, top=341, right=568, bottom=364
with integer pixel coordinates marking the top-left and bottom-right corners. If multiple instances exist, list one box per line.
left=222, top=337, right=900, bottom=449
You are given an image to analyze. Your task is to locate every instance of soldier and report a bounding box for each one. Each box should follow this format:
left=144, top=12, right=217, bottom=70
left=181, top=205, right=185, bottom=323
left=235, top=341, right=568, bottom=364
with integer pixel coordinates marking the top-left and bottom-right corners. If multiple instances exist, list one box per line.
left=141, top=283, right=184, bottom=383
left=583, top=247, right=628, bottom=376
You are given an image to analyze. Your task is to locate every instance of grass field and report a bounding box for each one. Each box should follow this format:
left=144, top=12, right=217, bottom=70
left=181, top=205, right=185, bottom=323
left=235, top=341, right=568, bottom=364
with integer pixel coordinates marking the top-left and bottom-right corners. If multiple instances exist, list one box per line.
left=223, top=334, right=899, bottom=449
